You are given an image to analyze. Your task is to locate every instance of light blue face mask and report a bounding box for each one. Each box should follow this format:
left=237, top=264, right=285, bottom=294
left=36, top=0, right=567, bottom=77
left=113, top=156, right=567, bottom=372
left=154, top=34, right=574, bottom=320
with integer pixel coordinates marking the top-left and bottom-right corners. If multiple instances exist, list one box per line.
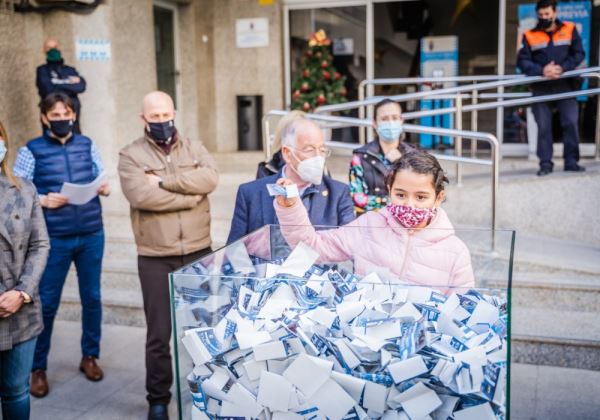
left=0, top=140, right=6, bottom=164
left=376, top=121, right=404, bottom=142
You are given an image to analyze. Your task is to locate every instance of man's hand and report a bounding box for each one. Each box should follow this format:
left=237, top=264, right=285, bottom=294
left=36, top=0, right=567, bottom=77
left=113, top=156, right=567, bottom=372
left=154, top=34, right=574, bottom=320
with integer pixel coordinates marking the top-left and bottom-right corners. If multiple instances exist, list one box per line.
left=0, top=291, right=25, bottom=318
left=69, top=76, right=81, bottom=84
left=543, top=61, right=561, bottom=79
left=41, top=193, right=69, bottom=209
left=275, top=178, right=299, bottom=208
left=97, top=182, right=111, bottom=197
left=146, top=174, right=163, bottom=187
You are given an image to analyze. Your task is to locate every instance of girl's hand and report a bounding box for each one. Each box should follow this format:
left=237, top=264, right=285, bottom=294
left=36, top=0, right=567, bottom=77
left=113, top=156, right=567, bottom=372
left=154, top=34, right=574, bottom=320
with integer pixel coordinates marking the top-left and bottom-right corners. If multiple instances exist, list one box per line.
left=275, top=178, right=299, bottom=208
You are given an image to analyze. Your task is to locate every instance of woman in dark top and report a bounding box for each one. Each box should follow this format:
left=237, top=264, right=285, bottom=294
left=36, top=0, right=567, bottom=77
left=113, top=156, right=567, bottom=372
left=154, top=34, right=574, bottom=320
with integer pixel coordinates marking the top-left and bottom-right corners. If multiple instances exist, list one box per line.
left=349, top=99, right=415, bottom=214
left=0, top=121, right=49, bottom=420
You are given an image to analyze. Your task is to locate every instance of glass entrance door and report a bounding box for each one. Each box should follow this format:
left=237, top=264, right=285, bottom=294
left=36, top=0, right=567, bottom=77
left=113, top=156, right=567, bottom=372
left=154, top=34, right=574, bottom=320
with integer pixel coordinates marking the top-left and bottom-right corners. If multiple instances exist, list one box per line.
left=153, top=3, right=178, bottom=105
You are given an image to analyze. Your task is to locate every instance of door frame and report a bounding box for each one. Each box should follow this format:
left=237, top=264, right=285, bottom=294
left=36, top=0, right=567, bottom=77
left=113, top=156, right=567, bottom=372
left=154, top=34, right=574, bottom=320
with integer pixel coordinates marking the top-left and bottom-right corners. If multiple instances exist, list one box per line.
left=283, top=0, right=375, bottom=108
left=153, top=0, right=183, bottom=124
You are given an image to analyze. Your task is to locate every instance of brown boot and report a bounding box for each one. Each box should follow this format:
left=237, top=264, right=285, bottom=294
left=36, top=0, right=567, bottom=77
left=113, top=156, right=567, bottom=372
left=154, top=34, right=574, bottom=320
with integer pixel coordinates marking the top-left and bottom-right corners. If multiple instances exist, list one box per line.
left=30, top=369, right=49, bottom=398
left=79, top=356, right=104, bottom=382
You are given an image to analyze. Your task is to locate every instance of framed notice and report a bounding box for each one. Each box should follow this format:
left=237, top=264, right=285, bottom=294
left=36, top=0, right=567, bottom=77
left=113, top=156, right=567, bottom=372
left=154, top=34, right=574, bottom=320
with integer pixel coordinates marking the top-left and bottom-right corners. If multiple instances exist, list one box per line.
left=236, top=18, right=269, bottom=49
left=76, top=39, right=111, bottom=61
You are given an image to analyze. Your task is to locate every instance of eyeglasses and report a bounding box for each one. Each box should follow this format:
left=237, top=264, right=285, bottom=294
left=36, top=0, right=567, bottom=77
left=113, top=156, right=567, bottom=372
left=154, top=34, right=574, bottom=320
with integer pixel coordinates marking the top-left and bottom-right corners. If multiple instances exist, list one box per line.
left=290, top=146, right=332, bottom=158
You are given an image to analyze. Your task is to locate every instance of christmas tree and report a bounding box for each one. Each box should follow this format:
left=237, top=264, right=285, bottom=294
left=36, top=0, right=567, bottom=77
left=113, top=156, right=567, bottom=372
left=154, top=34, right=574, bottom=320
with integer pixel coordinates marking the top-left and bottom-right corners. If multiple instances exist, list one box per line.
left=291, top=29, right=348, bottom=112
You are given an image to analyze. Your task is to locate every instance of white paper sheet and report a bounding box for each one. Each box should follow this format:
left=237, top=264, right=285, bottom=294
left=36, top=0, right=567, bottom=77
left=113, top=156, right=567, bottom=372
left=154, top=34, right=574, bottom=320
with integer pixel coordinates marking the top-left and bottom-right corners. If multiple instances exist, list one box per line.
left=387, top=355, right=429, bottom=384
left=60, top=172, right=107, bottom=205
left=257, top=371, right=292, bottom=412
left=306, top=379, right=356, bottom=420
left=283, top=354, right=332, bottom=398
left=452, top=402, right=497, bottom=420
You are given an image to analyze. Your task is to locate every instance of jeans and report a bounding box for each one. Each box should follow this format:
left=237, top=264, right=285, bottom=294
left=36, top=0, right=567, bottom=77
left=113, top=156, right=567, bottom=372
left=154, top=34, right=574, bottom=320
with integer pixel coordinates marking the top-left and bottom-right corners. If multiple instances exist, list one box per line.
left=0, top=337, right=37, bottom=420
left=32, top=229, right=104, bottom=371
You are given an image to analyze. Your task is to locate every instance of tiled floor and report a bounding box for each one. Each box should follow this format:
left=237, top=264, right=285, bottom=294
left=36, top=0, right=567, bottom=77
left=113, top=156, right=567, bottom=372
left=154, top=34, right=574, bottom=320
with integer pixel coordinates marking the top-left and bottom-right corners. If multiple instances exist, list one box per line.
left=6, top=321, right=597, bottom=419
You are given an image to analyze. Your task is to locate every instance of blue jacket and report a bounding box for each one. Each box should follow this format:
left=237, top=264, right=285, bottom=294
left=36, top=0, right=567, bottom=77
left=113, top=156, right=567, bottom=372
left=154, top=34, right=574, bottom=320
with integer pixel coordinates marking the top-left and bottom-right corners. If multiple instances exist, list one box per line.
left=36, top=61, right=86, bottom=112
left=27, top=133, right=103, bottom=237
left=227, top=171, right=355, bottom=244
left=517, top=20, right=585, bottom=95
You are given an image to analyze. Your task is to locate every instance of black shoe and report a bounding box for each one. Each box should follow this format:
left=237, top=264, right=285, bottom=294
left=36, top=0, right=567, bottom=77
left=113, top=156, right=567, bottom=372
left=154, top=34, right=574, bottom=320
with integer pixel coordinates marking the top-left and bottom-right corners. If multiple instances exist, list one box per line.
left=148, top=404, right=168, bottom=420
left=537, top=167, right=552, bottom=176
left=565, top=164, right=585, bottom=172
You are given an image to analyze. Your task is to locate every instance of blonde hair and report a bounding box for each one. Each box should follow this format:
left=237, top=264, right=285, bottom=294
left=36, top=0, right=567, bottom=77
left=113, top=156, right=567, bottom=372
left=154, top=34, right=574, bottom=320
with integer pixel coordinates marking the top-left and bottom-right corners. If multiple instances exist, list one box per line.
left=272, top=110, right=306, bottom=153
left=0, top=120, right=20, bottom=189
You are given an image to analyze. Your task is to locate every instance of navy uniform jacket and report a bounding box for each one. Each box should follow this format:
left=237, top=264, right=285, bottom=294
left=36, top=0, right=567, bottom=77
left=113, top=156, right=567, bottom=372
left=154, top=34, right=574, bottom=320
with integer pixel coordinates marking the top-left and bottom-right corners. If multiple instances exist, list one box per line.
left=517, top=19, right=585, bottom=95
left=227, top=171, right=355, bottom=244
left=36, top=61, right=86, bottom=112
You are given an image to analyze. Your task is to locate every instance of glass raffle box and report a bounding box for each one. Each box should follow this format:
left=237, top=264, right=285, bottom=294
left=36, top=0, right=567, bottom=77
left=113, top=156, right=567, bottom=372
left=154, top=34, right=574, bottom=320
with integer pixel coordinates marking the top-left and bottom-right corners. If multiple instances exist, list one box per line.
left=170, top=225, right=515, bottom=420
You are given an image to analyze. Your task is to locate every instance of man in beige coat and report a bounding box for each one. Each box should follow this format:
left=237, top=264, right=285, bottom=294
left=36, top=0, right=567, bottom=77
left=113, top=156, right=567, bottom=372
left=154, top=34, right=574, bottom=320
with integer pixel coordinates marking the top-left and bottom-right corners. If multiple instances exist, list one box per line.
left=118, top=91, right=218, bottom=420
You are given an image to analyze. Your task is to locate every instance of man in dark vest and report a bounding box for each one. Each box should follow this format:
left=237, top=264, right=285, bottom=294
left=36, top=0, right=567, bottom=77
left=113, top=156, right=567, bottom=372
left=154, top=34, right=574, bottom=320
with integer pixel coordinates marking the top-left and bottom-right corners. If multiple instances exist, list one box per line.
left=36, top=38, right=86, bottom=134
left=13, top=92, right=110, bottom=398
left=517, top=0, right=585, bottom=176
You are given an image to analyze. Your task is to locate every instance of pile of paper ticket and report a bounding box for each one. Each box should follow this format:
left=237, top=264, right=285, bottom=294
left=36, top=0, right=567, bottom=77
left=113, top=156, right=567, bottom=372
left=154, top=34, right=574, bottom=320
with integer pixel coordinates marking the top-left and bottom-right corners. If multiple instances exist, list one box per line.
left=174, top=242, right=508, bottom=420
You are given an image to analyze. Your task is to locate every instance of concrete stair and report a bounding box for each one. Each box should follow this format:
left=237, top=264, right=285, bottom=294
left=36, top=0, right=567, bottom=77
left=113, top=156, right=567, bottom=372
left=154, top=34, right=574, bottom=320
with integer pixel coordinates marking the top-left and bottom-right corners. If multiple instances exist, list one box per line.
left=56, top=151, right=600, bottom=372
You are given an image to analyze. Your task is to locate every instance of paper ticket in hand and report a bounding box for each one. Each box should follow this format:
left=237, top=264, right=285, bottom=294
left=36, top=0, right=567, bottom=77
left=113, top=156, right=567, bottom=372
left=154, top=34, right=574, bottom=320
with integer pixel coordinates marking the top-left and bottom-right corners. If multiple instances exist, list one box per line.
left=267, top=183, right=299, bottom=198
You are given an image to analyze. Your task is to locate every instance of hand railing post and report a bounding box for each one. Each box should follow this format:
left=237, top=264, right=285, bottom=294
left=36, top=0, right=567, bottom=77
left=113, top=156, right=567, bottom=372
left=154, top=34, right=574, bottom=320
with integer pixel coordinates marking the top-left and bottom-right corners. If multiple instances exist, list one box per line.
left=358, top=80, right=367, bottom=145
left=455, top=93, right=463, bottom=186
left=471, top=89, right=478, bottom=157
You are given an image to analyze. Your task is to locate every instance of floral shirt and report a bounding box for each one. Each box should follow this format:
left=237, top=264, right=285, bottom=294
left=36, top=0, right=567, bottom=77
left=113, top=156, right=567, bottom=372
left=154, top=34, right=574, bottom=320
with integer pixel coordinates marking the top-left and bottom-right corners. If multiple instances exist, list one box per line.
left=349, top=151, right=392, bottom=214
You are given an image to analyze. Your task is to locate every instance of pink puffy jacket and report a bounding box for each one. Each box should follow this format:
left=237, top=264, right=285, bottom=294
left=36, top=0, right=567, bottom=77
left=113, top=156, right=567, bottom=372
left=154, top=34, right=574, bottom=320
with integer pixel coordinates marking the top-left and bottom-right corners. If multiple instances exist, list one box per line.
left=274, top=200, right=475, bottom=289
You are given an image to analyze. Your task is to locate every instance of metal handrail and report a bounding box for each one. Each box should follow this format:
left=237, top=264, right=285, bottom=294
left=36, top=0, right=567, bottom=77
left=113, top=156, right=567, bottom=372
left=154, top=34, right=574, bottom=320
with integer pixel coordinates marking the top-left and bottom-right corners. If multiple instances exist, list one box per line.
left=261, top=111, right=499, bottom=237
left=315, top=66, right=600, bottom=114
left=400, top=87, right=600, bottom=120
left=314, top=67, right=600, bottom=160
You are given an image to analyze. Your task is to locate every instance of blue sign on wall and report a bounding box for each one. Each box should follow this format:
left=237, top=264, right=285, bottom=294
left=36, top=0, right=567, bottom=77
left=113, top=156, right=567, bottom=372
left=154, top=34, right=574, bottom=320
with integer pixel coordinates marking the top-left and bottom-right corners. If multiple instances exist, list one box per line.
left=419, top=36, right=459, bottom=149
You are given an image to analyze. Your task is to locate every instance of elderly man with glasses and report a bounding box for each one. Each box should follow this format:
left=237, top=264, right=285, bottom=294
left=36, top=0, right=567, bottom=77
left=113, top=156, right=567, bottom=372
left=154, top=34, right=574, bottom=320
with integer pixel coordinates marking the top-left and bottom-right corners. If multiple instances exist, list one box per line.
left=227, top=117, right=355, bottom=244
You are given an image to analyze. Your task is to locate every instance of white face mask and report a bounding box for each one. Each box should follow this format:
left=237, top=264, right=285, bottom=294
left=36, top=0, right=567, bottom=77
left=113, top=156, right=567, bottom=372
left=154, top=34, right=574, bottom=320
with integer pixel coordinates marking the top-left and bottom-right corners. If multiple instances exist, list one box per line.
left=291, top=152, right=326, bottom=185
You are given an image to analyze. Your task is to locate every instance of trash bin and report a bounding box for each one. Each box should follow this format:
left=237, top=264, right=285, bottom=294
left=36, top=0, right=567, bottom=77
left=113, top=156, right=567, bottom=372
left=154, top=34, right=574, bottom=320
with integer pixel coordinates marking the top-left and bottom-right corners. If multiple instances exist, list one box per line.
left=237, top=95, right=263, bottom=151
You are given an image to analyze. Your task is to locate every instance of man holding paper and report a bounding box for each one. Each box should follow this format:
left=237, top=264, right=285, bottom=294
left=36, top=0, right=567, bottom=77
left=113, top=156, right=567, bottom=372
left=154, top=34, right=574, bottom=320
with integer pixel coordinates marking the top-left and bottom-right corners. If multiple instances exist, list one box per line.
left=13, top=92, right=109, bottom=398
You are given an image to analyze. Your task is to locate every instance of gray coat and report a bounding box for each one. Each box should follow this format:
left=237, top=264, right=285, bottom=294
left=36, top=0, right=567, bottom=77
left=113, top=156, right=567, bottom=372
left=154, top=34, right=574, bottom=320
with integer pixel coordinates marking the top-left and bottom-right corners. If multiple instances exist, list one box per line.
left=0, top=175, right=49, bottom=351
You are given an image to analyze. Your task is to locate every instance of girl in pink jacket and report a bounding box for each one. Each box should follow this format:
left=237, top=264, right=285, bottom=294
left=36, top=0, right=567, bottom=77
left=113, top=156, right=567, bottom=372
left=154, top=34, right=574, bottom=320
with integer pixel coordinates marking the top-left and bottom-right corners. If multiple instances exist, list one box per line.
left=274, top=150, right=475, bottom=289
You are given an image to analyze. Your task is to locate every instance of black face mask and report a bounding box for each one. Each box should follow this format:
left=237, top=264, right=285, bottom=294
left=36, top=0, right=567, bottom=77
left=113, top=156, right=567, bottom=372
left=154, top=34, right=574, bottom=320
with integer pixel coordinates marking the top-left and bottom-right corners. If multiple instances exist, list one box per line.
left=538, top=17, right=554, bottom=30
left=48, top=119, right=73, bottom=138
left=146, top=120, right=176, bottom=142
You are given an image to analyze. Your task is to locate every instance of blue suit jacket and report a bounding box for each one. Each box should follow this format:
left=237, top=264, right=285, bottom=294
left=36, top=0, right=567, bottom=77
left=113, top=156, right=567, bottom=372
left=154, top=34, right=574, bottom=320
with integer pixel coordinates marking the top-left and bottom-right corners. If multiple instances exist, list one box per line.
left=227, top=172, right=355, bottom=244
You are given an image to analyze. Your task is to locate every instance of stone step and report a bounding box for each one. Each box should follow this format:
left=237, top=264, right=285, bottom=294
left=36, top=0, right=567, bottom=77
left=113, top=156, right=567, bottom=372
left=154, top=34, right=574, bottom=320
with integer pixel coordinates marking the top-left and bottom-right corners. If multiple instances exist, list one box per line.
left=56, top=286, right=145, bottom=328
left=511, top=307, right=600, bottom=371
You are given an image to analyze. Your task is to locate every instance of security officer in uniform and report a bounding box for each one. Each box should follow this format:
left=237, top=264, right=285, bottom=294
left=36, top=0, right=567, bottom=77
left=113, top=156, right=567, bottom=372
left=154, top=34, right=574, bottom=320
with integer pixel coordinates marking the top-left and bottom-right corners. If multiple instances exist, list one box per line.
left=517, top=0, right=585, bottom=176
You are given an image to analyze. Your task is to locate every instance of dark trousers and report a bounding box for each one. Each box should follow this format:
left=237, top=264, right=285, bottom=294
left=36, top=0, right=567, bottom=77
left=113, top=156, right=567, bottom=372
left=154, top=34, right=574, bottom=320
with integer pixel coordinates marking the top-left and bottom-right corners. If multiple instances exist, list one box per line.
left=32, top=230, right=104, bottom=371
left=138, top=247, right=211, bottom=406
left=531, top=98, right=580, bottom=170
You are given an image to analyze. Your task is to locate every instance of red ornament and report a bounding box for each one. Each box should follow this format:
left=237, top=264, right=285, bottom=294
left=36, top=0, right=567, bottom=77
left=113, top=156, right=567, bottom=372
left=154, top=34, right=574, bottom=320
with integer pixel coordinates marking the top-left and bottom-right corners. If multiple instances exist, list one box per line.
left=301, top=82, right=310, bottom=92
left=334, top=72, right=342, bottom=80
left=305, top=50, right=313, bottom=58
left=321, top=60, right=329, bottom=69
left=303, top=102, right=311, bottom=111
left=315, top=51, right=322, bottom=59
left=323, top=70, right=331, bottom=80
left=303, top=68, right=310, bottom=78
left=340, top=87, right=347, bottom=97
left=292, top=90, right=301, bottom=100
left=317, top=94, right=326, bottom=105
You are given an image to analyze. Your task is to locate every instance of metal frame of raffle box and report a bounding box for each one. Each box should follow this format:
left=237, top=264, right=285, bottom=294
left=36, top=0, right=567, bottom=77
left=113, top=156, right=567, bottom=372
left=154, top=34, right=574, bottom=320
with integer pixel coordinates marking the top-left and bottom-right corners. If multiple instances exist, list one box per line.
left=170, top=224, right=515, bottom=420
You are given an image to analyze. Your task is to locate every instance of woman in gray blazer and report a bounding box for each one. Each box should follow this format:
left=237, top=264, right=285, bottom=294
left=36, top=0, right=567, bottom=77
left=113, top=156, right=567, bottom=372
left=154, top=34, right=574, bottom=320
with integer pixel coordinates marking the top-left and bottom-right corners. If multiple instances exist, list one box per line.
left=0, top=121, right=49, bottom=420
